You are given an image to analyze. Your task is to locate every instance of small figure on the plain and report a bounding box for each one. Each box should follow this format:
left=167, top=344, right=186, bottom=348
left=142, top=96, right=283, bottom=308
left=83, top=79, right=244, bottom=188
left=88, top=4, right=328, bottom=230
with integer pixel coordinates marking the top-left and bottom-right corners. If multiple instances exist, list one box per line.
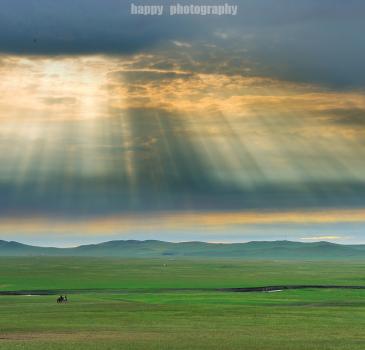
left=56, top=295, right=68, bottom=303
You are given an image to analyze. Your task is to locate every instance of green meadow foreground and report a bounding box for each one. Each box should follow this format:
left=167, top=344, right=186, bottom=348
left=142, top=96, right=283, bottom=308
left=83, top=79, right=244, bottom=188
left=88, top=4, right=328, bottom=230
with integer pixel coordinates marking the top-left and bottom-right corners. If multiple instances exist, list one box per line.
left=0, top=258, right=365, bottom=349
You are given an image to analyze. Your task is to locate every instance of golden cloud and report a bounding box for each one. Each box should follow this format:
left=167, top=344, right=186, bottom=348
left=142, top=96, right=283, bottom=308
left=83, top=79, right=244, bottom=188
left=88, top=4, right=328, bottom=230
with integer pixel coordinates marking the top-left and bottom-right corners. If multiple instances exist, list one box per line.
left=0, top=208, right=364, bottom=236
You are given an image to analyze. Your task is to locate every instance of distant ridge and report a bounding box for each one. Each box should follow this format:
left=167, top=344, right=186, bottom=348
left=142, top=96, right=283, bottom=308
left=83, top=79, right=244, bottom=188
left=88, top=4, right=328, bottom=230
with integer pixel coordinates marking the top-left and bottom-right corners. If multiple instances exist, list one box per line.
left=1, top=239, right=365, bottom=259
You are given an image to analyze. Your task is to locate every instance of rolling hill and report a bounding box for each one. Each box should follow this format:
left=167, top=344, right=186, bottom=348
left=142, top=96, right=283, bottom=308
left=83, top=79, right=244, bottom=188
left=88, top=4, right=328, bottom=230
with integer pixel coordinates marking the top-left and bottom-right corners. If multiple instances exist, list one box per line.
left=1, top=239, right=365, bottom=259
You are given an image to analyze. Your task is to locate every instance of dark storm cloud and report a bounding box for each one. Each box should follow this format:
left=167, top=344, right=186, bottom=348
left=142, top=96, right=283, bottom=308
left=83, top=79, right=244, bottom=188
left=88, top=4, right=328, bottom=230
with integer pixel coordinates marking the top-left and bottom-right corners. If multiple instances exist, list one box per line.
left=0, top=0, right=200, bottom=55
left=0, top=0, right=364, bottom=87
left=2, top=175, right=365, bottom=217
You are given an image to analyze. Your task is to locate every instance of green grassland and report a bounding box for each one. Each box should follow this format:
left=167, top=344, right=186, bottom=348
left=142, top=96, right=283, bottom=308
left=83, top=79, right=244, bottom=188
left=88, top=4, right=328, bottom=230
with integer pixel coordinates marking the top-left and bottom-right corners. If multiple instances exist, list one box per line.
left=0, top=258, right=365, bottom=349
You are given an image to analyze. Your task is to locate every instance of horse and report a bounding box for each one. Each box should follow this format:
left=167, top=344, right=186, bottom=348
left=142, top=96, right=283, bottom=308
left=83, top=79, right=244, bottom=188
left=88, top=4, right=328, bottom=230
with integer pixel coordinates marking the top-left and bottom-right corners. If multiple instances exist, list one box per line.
left=57, top=295, right=68, bottom=303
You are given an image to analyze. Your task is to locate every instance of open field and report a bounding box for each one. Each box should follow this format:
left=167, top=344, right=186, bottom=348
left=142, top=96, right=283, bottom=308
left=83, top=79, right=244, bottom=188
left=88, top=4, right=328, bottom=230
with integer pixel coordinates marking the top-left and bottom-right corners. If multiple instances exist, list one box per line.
left=1, top=258, right=365, bottom=349
left=2, top=257, right=365, bottom=290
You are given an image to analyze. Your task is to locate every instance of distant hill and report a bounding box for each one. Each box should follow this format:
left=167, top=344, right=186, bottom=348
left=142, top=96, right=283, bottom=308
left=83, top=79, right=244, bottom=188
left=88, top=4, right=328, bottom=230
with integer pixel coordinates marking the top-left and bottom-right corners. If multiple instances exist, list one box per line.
left=1, top=239, right=365, bottom=259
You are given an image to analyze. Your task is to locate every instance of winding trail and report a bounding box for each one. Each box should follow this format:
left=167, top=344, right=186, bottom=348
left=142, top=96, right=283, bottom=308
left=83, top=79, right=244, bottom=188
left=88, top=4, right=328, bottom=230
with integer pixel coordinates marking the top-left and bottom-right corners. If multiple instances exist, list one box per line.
left=1, top=285, right=365, bottom=296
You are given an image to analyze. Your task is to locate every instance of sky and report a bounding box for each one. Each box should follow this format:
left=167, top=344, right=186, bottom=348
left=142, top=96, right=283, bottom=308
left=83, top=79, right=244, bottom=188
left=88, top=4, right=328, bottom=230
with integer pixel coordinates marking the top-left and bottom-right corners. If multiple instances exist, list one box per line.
left=0, top=0, right=364, bottom=246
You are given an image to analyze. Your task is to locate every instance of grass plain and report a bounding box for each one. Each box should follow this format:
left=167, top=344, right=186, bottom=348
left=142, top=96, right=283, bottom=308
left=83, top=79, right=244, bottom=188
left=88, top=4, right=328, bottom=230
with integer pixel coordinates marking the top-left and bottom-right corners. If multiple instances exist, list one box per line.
left=0, top=257, right=365, bottom=349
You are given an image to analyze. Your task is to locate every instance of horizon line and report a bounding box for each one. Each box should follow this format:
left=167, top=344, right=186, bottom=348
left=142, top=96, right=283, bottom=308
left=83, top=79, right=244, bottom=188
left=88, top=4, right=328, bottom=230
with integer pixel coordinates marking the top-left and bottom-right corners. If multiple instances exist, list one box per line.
left=1, top=238, right=362, bottom=250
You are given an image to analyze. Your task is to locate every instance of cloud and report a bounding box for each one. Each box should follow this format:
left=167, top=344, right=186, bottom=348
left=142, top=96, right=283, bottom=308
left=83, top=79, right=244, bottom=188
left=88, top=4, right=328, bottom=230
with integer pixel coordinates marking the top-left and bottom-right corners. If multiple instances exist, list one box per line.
left=115, top=69, right=193, bottom=83
left=0, top=0, right=364, bottom=87
left=300, top=236, right=344, bottom=241
left=0, top=54, right=365, bottom=218
left=41, top=97, right=77, bottom=105
left=0, top=0, right=199, bottom=55
left=321, top=108, right=365, bottom=126
left=171, top=41, right=192, bottom=48
left=0, top=209, right=364, bottom=236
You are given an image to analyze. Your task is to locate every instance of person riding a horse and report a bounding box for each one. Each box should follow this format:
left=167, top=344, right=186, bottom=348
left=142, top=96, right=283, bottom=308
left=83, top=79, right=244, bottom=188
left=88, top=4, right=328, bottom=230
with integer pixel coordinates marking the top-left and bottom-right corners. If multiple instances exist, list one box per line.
left=57, top=295, right=68, bottom=303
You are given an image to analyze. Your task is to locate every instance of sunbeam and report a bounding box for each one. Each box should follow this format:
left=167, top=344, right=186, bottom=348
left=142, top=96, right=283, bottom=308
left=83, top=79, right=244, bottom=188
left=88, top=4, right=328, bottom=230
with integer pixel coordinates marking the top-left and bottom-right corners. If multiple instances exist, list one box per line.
left=0, top=53, right=364, bottom=242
